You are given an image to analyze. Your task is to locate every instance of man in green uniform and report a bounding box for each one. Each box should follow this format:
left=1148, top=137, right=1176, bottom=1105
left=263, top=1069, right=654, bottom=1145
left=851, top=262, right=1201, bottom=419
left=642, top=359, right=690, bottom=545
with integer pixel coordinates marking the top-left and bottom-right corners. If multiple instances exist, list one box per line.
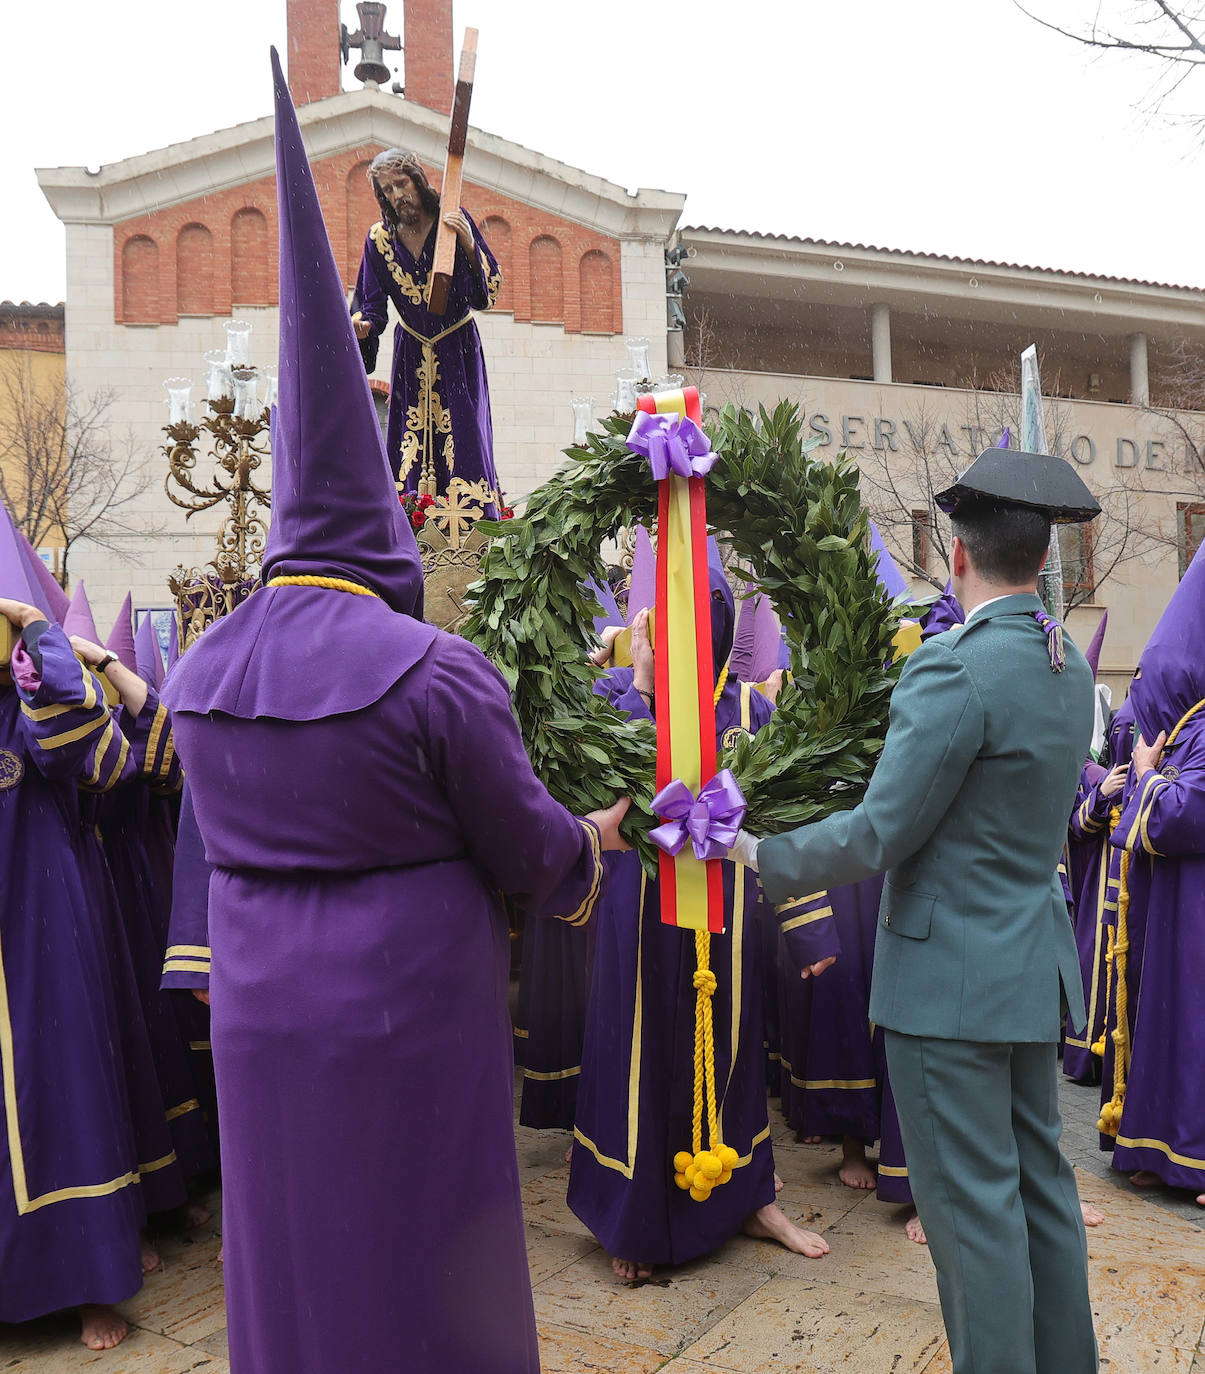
left=731, top=448, right=1101, bottom=1374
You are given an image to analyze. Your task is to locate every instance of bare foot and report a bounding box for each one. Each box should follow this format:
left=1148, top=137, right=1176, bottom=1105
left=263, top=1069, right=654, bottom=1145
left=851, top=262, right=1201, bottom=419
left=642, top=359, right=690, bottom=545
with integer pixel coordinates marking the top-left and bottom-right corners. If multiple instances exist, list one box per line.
left=218, top=1246, right=224, bottom=1264
left=1129, top=1170, right=1162, bottom=1188
left=611, top=1256, right=653, bottom=1281
left=564, top=1144, right=573, bottom=1165
left=798, top=1134, right=823, bottom=1145
left=904, top=1212, right=927, bottom=1245
left=140, top=1238, right=161, bottom=1275
left=79, top=1305, right=129, bottom=1350
left=1080, top=1201, right=1105, bottom=1227
left=743, top=1202, right=829, bottom=1257
left=838, top=1137, right=876, bottom=1190
left=185, top=1201, right=212, bottom=1229
left=774, top=1171, right=784, bottom=1194
left=1196, top=1194, right=1204, bottom=1207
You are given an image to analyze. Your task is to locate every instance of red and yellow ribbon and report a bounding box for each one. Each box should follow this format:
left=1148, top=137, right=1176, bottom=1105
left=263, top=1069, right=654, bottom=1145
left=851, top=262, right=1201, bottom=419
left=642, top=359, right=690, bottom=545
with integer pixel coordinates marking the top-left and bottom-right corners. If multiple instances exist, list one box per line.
left=640, top=386, right=725, bottom=935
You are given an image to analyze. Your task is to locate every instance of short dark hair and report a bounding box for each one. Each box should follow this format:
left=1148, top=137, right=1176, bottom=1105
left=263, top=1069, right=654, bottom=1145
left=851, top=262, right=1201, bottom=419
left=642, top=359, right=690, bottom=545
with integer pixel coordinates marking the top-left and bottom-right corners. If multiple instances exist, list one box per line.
left=950, top=500, right=1051, bottom=584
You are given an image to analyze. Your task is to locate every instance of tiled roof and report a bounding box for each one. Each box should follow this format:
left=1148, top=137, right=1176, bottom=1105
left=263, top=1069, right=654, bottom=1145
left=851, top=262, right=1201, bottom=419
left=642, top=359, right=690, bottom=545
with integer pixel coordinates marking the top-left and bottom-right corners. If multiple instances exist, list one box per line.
left=680, top=226, right=1205, bottom=296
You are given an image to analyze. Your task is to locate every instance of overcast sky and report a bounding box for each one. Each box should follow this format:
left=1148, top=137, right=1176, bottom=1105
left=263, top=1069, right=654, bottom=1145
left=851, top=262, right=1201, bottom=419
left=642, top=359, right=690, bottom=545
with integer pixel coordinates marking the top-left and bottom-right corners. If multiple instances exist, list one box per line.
left=4, top=0, right=1204, bottom=302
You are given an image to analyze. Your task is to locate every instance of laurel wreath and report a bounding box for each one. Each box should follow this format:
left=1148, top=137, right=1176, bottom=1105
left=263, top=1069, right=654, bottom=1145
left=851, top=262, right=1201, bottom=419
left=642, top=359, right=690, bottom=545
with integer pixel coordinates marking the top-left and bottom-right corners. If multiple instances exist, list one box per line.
left=463, top=402, right=902, bottom=865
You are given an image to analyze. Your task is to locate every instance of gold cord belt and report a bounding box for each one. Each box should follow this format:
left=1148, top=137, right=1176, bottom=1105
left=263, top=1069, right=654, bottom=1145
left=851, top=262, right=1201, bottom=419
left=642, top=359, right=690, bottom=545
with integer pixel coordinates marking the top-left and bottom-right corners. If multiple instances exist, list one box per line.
left=266, top=576, right=380, bottom=598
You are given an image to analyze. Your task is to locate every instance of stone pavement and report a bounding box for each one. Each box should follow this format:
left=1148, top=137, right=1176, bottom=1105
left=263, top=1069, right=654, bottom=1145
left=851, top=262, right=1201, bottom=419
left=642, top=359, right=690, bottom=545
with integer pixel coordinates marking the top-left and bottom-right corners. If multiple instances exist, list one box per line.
left=3, top=1075, right=1203, bottom=1372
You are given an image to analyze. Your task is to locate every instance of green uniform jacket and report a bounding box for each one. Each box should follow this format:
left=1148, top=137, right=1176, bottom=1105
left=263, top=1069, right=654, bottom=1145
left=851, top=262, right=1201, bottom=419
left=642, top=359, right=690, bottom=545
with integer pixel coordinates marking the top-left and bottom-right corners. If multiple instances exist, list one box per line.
left=760, top=594, right=1092, bottom=1043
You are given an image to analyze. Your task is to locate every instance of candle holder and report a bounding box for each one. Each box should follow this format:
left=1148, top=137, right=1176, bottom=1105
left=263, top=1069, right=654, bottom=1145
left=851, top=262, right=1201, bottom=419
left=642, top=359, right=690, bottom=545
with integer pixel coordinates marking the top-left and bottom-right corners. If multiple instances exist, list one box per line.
left=569, top=396, right=595, bottom=445
left=164, top=325, right=272, bottom=650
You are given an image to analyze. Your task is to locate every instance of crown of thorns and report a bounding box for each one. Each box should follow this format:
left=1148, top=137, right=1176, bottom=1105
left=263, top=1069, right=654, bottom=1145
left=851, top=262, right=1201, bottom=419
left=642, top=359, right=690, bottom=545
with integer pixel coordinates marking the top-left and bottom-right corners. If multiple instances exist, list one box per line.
left=367, top=149, right=425, bottom=181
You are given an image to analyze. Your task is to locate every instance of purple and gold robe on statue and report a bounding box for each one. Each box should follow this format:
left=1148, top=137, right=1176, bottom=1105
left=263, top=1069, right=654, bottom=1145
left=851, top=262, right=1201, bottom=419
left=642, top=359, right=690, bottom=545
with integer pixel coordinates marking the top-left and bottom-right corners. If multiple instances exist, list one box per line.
left=354, top=212, right=501, bottom=505
left=1, top=621, right=145, bottom=1320
left=569, top=661, right=778, bottom=1266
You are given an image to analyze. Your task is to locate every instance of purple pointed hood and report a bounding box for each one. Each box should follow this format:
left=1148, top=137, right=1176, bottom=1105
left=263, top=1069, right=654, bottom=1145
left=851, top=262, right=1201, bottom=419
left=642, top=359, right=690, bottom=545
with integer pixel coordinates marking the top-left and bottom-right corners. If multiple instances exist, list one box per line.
left=1130, top=545, right=1205, bottom=740
left=0, top=502, right=51, bottom=620
left=135, top=613, right=165, bottom=689
left=62, top=579, right=102, bottom=643
left=16, top=532, right=69, bottom=623
left=1083, top=610, right=1107, bottom=678
left=869, top=521, right=909, bottom=599
left=584, top=575, right=622, bottom=635
left=261, top=49, right=424, bottom=614
left=162, top=50, right=437, bottom=723
left=105, top=593, right=137, bottom=672
left=707, top=537, right=734, bottom=680
left=732, top=584, right=773, bottom=682
left=626, top=525, right=655, bottom=624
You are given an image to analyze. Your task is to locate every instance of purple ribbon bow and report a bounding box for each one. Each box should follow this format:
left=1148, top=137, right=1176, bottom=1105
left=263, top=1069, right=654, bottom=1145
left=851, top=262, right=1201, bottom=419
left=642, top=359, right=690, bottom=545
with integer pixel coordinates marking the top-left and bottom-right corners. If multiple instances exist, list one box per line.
left=649, top=769, right=747, bottom=862
left=626, top=410, right=716, bottom=481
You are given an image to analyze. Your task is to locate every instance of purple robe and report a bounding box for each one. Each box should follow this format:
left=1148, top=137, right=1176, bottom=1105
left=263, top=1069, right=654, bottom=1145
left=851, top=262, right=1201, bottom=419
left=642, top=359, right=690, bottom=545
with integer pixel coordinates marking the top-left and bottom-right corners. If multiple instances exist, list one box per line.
left=568, top=670, right=778, bottom=1265
left=168, top=629, right=604, bottom=1374
left=99, top=697, right=215, bottom=1182
left=1107, top=711, right=1205, bottom=1190
left=355, top=213, right=502, bottom=505
left=514, top=914, right=591, bottom=1131
left=0, top=622, right=144, bottom=1320
left=773, top=878, right=914, bottom=1205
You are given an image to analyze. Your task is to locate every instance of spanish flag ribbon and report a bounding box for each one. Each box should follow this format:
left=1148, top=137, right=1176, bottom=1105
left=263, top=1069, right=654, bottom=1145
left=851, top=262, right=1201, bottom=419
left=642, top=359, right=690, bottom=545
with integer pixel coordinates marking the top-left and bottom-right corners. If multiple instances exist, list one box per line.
left=631, top=387, right=725, bottom=935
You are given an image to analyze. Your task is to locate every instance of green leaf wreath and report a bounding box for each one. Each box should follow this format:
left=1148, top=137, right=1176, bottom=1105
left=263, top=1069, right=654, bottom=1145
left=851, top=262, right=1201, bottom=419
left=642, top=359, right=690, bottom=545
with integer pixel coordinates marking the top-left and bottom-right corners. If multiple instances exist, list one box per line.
left=463, top=402, right=903, bottom=866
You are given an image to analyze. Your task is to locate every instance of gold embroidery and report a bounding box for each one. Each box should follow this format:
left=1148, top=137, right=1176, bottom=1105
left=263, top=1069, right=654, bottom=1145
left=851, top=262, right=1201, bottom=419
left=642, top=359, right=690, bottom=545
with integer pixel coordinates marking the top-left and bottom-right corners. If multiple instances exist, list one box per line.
left=396, top=316, right=470, bottom=493
left=0, top=750, right=22, bottom=790
left=479, top=247, right=501, bottom=308
left=369, top=221, right=425, bottom=304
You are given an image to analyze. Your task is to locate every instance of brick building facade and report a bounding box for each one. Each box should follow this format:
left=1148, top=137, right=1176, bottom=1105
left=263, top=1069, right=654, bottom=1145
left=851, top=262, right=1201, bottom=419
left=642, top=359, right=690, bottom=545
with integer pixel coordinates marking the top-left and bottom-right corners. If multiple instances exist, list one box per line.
left=37, top=0, right=682, bottom=623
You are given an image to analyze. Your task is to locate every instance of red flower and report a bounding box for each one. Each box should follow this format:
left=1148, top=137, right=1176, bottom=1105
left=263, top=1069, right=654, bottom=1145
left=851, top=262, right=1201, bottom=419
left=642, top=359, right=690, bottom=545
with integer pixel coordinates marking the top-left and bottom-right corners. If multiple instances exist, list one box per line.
left=412, top=511, right=427, bottom=528
left=501, top=506, right=515, bottom=520
left=418, top=493, right=436, bottom=510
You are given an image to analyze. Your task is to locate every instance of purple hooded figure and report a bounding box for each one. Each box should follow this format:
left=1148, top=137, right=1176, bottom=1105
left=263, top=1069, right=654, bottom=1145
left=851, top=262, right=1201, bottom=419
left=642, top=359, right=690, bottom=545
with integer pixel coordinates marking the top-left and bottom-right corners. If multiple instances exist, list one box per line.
left=0, top=499, right=150, bottom=1341
left=568, top=542, right=832, bottom=1276
left=160, top=51, right=614, bottom=1374
left=1102, top=548, right=1205, bottom=1198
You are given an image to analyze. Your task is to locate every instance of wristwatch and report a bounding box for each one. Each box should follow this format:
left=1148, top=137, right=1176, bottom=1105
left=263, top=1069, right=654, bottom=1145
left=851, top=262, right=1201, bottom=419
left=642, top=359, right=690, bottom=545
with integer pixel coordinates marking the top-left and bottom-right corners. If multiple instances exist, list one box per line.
left=95, top=653, right=118, bottom=674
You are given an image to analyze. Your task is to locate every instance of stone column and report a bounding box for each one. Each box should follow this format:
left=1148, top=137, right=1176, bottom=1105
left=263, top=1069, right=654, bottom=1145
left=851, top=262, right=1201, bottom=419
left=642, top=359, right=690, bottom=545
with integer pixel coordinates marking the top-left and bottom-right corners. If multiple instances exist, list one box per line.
left=872, top=303, right=892, bottom=384
left=1129, top=332, right=1149, bottom=407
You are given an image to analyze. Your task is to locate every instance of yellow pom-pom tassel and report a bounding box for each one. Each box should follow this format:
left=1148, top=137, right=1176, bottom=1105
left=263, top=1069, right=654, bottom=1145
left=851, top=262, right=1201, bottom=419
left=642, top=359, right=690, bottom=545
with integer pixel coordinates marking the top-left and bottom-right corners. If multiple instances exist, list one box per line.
left=716, top=1145, right=739, bottom=1170
left=684, top=1164, right=697, bottom=1185
left=689, top=1185, right=711, bottom=1202
left=718, top=1168, right=733, bottom=1185
left=674, top=1171, right=691, bottom=1190
left=697, top=1152, right=722, bottom=1178
left=673, top=1151, right=693, bottom=1174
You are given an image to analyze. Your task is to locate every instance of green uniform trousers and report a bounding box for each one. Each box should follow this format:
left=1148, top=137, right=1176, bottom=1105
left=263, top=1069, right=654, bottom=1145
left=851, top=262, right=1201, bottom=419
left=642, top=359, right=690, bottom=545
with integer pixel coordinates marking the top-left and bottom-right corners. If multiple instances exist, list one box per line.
left=884, top=1033, right=1097, bottom=1374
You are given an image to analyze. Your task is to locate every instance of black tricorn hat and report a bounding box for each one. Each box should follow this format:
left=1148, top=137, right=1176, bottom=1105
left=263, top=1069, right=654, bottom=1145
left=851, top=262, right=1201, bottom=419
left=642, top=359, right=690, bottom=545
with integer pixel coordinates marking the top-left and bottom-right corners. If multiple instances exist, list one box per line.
left=934, top=448, right=1101, bottom=524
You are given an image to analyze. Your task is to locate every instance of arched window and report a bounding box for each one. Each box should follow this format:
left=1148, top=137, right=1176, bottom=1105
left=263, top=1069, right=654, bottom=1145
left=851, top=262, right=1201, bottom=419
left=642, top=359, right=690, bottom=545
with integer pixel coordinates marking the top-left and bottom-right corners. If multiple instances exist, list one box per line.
left=579, top=250, right=614, bottom=333
left=176, top=223, right=215, bottom=316
left=231, top=207, right=270, bottom=306
left=529, top=235, right=563, bottom=323
left=345, top=161, right=378, bottom=281
left=121, top=235, right=160, bottom=323
left=481, top=216, right=511, bottom=310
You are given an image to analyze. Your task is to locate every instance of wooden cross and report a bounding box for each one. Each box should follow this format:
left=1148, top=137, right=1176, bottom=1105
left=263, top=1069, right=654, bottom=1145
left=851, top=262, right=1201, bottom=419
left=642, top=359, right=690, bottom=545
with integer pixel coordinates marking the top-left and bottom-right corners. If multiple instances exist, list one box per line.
left=427, top=27, right=478, bottom=316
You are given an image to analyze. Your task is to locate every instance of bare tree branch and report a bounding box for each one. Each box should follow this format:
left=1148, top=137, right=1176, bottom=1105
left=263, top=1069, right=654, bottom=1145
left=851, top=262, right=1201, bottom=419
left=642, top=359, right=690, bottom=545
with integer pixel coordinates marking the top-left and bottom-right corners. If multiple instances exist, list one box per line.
left=0, top=354, right=159, bottom=585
